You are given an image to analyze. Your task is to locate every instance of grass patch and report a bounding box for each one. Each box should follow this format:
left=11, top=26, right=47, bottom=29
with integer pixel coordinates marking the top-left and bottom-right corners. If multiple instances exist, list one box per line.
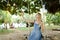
left=17, top=25, right=60, bottom=31
left=17, top=27, right=33, bottom=31
left=17, top=27, right=29, bottom=31
left=0, top=29, right=14, bottom=35
left=46, top=25, right=60, bottom=30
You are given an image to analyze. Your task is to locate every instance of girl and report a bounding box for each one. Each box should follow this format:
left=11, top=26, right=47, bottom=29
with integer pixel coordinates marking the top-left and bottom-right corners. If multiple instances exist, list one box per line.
left=22, top=12, right=44, bottom=40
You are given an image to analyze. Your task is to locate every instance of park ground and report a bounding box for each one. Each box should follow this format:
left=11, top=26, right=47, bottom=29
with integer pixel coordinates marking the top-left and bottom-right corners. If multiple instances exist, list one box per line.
left=0, top=25, right=60, bottom=40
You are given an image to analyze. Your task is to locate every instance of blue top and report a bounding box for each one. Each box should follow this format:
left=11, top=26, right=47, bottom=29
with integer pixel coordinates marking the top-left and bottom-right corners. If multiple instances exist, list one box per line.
left=28, top=22, right=42, bottom=40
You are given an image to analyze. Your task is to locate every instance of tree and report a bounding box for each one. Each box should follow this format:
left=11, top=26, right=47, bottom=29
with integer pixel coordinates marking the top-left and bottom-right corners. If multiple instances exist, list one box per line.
left=0, top=0, right=42, bottom=14
left=44, top=0, right=60, bottom=13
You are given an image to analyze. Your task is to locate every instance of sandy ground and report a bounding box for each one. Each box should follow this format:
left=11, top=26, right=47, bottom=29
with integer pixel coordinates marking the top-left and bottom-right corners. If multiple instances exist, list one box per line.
left=0, top=29, right=29, bottom=40
left=0, top=29, right=60, bottom=40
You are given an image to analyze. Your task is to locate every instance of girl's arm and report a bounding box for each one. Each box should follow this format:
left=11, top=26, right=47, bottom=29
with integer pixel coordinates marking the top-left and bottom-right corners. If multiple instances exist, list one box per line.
left=21, top=13, right=34, bottom=23
left=41, top=21, right=44, bottom=32
left=22, top=16, right=34, bottom=23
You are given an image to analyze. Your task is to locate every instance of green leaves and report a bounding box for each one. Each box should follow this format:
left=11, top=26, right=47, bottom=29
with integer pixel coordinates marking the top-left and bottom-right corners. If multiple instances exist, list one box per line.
left=0, top=0, right=41, bottom=14
left=0, top=10, right=4, bottom=23
left=0, top=10, right=11, bottom=23
left=46, top=12, right=60, bottom=25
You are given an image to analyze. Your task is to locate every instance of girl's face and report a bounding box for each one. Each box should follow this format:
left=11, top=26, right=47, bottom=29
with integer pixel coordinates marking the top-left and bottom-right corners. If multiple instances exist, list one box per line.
left=36, top=14, right=41, bottom=20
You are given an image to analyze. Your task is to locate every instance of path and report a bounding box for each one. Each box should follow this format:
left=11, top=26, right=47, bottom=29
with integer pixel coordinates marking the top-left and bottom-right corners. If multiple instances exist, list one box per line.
left=0, top=29, right=60, bottom=40
left=0, top=29, right=29, bottom=40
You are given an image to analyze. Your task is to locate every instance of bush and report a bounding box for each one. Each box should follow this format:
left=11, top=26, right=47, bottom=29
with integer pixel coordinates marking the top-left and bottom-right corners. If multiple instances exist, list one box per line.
left=52, top=12, right=60, bottom=24
left=0, top=10, right=11, bottom=23
left=46, top=12, right=60, bottom=25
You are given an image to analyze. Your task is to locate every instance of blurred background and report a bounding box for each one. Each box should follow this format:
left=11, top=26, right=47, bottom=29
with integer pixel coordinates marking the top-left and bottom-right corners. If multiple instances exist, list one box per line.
left=0, top=0, right=60, bottom=40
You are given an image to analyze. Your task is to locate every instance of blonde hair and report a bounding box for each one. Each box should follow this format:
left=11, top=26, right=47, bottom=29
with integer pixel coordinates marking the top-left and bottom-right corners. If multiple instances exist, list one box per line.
left=36, top=12, right=41, bottom=17
left=37, top=13, right=41, bottom=16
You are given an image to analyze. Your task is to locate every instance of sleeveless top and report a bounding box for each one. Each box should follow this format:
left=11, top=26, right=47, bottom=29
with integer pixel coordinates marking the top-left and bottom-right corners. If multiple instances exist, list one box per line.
left=28, top=21, right=42, bottom=40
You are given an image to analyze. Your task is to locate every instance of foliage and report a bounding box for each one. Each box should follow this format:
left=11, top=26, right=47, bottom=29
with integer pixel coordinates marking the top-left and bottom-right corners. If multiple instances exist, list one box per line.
left=0, top=0, right=60, bottom=14
left=0, top=9, right=4, bottom=24
left=0, top=9, right=36, bottom=24
left=46, top=13, right=53, bottom=24
left=0, top=0, right=41, bottom=14
left=0, top=10, right=11, bottom=23
left=46, top=12, right=60, bottom=25
left=53, top=12, right=60, bottom=24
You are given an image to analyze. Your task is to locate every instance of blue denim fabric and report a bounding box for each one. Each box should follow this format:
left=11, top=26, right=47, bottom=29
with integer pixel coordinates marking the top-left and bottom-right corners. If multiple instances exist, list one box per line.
left=28, top=22, right=42, bottom=40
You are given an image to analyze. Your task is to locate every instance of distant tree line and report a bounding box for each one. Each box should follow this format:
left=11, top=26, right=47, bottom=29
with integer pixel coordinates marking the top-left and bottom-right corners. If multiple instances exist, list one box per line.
left=0, top=0, right=60, bottom=14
